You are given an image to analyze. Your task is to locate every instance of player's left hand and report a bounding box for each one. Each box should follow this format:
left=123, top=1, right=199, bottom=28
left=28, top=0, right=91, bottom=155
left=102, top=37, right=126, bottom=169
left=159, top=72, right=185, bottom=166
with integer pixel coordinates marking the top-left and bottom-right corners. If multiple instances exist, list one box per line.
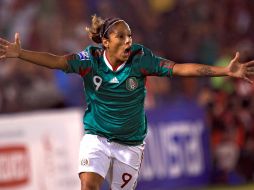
left=227, top=52, right=254, bottom=84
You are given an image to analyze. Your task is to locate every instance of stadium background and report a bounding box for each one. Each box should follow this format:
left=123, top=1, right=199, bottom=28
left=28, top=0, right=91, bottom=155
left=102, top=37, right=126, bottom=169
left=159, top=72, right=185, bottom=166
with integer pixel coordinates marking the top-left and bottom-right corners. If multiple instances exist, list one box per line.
left=0, top=0, right=254, bottom=189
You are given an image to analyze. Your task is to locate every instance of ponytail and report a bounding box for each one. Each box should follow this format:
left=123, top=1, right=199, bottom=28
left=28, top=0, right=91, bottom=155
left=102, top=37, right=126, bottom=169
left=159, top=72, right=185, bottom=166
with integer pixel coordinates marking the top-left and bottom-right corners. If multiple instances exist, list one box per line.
left=85, top=15, right=104, bottom=44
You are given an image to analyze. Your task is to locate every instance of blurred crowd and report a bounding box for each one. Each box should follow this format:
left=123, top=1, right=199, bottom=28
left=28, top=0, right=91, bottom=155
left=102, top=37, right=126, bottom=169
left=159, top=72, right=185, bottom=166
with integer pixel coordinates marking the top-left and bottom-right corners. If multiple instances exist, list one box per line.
left=0, top=0, right=254, bottom=185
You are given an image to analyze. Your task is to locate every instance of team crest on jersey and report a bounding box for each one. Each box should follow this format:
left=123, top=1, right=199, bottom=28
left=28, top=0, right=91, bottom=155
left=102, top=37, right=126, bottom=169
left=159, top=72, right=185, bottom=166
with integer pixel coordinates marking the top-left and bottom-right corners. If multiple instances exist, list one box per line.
left=126, top=77, right=138, bottom=91
left=78, top=50, right=90, bottom=60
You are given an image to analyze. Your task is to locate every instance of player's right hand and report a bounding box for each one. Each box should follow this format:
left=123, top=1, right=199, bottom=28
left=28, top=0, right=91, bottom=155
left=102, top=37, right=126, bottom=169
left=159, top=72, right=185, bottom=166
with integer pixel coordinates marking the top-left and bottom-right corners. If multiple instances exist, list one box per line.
left=0, top=32, right=21, bottom=60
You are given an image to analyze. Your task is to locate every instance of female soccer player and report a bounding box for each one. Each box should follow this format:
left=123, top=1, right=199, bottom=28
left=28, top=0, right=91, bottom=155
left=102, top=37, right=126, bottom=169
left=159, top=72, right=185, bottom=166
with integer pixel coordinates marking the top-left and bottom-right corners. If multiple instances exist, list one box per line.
left=1, top=15, right=254, bottom=190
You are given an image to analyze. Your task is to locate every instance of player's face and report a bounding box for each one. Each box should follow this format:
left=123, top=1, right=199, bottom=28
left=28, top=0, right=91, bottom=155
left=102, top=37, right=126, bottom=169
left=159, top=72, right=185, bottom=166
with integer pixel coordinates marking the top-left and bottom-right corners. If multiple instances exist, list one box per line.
left=105, top=22, right=132, bottom=63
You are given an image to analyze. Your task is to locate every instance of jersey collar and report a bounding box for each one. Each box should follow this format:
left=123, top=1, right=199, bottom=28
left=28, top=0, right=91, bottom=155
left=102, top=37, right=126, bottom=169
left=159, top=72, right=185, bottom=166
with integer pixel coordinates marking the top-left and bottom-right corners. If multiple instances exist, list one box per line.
left=103, top=51, right=126, bottom=72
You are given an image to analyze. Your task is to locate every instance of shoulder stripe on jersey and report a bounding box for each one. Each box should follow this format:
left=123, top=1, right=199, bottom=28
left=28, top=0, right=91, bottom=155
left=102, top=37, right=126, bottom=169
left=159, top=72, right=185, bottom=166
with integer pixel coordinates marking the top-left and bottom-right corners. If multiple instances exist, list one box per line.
left=79, top=67, right=91, bottom=77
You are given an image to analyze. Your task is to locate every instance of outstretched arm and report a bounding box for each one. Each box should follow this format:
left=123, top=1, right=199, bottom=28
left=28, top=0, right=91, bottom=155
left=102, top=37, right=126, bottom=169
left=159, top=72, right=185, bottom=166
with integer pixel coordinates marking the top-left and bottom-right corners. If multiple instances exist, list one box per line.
left=0, top=33, right=68, bottom=70
left=172, top=52, right=254, bottom=83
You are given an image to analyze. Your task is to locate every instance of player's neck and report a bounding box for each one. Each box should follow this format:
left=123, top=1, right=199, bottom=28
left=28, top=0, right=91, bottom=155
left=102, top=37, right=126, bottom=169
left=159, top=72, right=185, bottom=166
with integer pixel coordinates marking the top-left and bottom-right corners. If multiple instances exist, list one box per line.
left=105, top=51, right=124, bottom=71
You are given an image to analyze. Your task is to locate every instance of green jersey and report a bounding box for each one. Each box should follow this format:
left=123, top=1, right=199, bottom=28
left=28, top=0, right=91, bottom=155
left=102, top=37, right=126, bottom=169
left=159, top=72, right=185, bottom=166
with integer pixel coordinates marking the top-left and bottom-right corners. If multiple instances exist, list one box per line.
left=65, top=44, right=174, bottom=145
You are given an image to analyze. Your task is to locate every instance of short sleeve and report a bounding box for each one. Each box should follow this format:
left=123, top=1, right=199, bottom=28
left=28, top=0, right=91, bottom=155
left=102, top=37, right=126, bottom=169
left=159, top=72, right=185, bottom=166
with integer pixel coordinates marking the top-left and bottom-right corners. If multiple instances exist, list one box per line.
left=139, top=47, right=175, bottom=78
left=64, top=48, right=92, bottom=76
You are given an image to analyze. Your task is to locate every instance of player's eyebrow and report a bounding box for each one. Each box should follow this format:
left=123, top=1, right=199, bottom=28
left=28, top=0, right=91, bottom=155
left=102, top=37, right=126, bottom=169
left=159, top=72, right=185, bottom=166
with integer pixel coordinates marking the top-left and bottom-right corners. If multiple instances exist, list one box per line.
left=112, top=30, right=132, bottom=36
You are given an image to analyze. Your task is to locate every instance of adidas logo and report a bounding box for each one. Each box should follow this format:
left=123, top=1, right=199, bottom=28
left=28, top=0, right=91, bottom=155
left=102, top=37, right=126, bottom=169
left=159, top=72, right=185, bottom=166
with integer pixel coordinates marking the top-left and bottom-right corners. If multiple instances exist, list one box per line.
left=109, top=77, right=119, bottom=83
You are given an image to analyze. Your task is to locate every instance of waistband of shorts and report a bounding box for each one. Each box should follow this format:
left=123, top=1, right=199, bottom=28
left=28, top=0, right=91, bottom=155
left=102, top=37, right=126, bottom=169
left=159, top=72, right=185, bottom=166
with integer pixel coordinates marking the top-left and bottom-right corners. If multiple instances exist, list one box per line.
left=85, top=131, right=145, bottom=146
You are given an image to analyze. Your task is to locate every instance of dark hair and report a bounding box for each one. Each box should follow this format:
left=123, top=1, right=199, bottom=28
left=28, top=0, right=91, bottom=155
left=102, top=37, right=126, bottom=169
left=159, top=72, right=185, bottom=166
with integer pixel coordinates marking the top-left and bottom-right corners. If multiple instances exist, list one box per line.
left=85, top=15, right=124, bottom=44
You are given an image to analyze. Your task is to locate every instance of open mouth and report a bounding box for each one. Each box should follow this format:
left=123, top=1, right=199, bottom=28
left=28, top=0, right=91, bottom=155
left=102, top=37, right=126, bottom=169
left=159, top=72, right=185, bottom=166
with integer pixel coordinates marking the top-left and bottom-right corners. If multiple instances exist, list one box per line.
left=123, top=47, right=131, bottom=56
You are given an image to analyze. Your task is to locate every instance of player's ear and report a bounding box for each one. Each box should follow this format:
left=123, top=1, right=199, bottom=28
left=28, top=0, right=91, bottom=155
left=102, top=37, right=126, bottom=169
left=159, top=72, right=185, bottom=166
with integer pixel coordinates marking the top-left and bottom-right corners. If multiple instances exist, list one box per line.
left=102, top=38, right=109, bottom=49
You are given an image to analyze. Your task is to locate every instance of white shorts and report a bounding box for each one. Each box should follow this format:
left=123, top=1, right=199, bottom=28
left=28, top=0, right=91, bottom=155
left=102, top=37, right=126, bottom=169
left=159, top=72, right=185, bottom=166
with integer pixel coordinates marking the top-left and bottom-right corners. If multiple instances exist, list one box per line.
left=78, top=134, right=145, bottom=190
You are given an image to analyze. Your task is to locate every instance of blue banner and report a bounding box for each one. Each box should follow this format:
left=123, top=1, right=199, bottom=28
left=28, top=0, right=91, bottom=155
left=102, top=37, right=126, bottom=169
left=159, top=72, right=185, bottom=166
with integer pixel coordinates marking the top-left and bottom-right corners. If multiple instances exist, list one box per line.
left=137, top=98, right=211, bottom=189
